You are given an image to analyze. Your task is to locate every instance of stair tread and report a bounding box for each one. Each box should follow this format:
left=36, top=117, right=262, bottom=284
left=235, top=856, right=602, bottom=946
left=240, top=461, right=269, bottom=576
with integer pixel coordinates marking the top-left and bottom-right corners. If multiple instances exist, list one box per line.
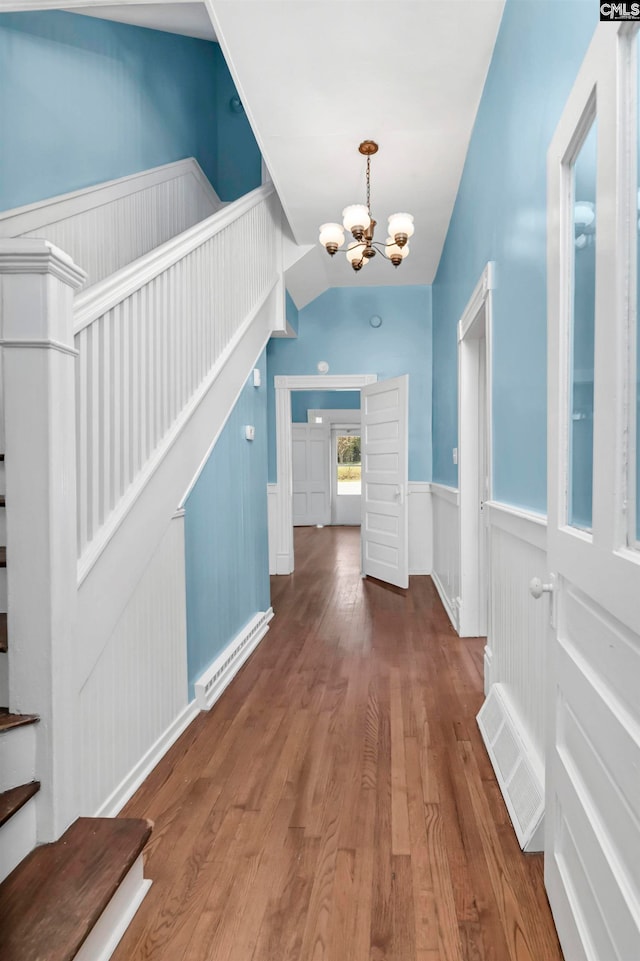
left=0, top=614, right=6, bottom=654
left=0, top=816, right=153, bottom=961
left=0, top=710, right=39, bottom=732
left=0, top=782, right=40, bottom=829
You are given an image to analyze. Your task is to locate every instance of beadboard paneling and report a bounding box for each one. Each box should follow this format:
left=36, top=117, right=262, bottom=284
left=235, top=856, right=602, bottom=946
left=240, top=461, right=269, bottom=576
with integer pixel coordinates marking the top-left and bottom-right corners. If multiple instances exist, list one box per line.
left=78, top=515, right=188, bottom=816
left=0, top=159, right=221, bottom=288
left=486, top=502, right=548, bottom=766
left=431, top=483, right=460, bottom=628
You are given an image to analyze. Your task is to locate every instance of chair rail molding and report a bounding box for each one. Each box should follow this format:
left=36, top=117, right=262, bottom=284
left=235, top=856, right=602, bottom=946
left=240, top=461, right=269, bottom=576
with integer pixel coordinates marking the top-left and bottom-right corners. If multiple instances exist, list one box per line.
left=273, top=374, right=377, bottom=574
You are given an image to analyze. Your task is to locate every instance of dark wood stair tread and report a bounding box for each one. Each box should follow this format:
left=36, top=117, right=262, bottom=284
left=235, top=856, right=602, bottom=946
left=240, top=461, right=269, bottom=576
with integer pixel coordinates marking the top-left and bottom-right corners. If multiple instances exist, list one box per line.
left=0, top=816, right=153, bottom=961
left=0, top=710, right=39, bottom=732
left=0, top=782, right=39, bottom=828
left=0, top=613, right=6, bottom=654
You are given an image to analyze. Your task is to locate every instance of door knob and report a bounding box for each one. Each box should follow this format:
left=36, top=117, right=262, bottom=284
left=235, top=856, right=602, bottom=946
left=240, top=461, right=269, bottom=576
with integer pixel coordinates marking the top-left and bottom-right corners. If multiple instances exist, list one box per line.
left=529, top=576, right=554, bottom=599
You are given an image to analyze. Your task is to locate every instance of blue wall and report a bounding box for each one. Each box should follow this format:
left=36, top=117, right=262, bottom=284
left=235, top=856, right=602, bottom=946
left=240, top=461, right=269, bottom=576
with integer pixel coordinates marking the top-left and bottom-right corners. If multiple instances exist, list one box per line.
left=291, top=390, right=360, bottom=423
left=184, top=353, right=270, bottom=693
left=432, top=0, right=598, bottom=512
left=267, top=285, right=432, bottom=482
left=0, top=10, right=260, bottom=211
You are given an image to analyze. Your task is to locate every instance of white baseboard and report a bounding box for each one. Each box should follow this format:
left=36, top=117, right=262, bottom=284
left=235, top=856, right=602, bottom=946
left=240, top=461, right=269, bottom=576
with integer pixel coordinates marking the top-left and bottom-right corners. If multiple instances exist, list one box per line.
left=477, top=683, right=544, bottom=852
left=75, top=854, right=151, bottom=961
left=432, top=570, right=459, bottom=632
left=194, top=607, right=274, bottom=711
left=94, top=700, right=200, bottom=818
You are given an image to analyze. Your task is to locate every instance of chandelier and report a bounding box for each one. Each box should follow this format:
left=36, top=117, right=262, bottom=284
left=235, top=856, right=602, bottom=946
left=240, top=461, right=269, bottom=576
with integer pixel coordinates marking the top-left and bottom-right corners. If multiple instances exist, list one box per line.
left=318, top=140, right=414, bottom=271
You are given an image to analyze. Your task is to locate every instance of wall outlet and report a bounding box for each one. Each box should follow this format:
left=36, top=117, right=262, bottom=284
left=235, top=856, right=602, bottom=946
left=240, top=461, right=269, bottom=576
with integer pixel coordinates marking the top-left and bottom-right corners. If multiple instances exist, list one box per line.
left=453, top=447, right=458, bottom=465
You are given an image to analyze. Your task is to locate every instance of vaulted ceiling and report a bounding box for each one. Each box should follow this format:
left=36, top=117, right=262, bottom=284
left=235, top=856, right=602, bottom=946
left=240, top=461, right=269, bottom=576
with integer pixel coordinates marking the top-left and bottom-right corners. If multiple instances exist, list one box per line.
left=66, top=0, right=505, bottom=305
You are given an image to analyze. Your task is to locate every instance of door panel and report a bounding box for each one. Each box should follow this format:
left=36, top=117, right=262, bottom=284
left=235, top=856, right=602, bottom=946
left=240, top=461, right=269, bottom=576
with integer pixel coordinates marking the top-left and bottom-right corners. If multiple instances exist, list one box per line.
left=546, top=23, right=640, bottom=959
left=292, top=424, right=330, bottom=526
left=361, top=375, right=408, bottom=588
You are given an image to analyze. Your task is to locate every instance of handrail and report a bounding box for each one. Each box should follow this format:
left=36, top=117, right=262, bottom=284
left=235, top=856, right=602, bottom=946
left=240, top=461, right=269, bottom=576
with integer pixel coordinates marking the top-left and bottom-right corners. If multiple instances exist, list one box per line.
left=73, top=183, right=275, bottom=333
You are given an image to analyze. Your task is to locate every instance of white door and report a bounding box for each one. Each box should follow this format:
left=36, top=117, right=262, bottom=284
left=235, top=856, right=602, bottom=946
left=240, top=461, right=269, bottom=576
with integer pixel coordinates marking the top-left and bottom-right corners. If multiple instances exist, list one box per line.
left=292, top=424, right=330, bottom=526
left=361, top=375, right=409, bottom=588
left=545, top=23, right=640, bottom=960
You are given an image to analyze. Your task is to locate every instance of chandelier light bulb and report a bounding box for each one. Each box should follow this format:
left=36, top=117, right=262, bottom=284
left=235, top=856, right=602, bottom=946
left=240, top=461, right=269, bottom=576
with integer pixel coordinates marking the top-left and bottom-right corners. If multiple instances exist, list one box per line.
left=385, top=238, right=410, bottom=267
left=346, top=241, right=367, bottom=271
left=387, top=212, right=414, bottom=248
left=319, top=222, right=345, bottom=256
left=342, top=204, right=371, bottom=241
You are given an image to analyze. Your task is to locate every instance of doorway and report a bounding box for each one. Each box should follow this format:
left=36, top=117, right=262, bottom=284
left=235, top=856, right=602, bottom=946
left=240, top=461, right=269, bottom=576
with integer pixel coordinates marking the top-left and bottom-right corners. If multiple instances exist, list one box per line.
left=458, top=262, right=494, bottom=637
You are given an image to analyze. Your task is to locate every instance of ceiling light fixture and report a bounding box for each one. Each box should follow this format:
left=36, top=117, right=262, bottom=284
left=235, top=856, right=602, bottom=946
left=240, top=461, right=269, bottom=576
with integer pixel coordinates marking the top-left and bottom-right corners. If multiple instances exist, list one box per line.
left=318, top=141, right=414, bottom=272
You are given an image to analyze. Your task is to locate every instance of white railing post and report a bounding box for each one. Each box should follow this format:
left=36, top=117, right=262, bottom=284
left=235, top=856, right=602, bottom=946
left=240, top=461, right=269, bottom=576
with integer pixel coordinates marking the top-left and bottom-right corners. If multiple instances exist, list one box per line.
left=0, top=239, right=86, bottom=841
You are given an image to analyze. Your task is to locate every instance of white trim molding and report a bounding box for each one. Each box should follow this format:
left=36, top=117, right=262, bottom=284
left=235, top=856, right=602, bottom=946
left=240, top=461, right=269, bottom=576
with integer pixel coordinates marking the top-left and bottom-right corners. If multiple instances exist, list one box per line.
left=94, top=701, right=199, bottom=819
left=0, top=239, right=86, bottom=289
left=274, top=373, right=377, bottom=574
left=458, top=261, right=495, bottom=637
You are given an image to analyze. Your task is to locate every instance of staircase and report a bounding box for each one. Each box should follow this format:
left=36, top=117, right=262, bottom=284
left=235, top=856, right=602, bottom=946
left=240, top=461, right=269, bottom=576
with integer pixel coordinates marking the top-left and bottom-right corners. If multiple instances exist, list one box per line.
left=0, top=160, right=289, bottom=957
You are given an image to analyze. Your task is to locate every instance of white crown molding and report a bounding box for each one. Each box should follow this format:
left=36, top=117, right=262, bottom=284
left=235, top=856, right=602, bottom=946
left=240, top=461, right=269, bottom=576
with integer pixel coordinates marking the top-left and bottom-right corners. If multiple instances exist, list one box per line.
left=74, top=183, right=274, bottom=332
left=0, top=239, right=86, bottom=289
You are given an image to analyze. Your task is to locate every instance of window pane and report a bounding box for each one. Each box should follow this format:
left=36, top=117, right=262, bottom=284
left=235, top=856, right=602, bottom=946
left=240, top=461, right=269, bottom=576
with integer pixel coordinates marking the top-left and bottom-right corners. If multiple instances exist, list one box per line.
left=336, top=434, right=361, bottom=496
left=569, top=120, right=597, bottom=531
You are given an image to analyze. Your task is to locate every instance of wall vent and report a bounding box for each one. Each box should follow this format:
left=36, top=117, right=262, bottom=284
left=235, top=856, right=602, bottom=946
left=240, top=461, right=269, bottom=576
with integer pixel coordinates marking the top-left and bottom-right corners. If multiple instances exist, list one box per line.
left=477, top=683, right=544, bottom=852
left=194, top=608, right=273, bottom=711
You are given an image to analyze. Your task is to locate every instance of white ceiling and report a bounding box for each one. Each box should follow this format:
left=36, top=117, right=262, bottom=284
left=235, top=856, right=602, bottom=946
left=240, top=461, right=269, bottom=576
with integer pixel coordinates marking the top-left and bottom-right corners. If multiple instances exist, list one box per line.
left=208, top=0, right=505, bottom=305
left=67, top=2, right=216, bottom=41
left=64, top=0, right=505, bottom=306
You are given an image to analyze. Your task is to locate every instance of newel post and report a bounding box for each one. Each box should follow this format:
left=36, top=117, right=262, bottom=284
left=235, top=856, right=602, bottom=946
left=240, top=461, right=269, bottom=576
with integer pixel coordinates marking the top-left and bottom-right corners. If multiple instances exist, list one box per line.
left=0, top=240, right=86, bottom=841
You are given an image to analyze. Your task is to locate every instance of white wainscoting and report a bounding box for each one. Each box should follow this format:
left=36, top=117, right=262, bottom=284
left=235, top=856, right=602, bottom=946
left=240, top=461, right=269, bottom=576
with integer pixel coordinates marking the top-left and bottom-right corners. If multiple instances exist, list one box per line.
left=430, top=483, right=460, bottom=630
left=78, top=514, right=192, bottom=817
left=267, top=481, right=433, bottom=576
left=0, top=159, right=222, bottom=288
left=485, top=501, right=548, bottom=765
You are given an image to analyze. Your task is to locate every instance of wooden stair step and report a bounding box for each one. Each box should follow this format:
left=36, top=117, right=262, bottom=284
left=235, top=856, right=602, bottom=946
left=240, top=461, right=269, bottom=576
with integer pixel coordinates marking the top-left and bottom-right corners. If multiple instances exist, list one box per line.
left=0, top=614, right=6, bottom=654
left=0, top=782, right=40, bottom=829
left=0, top=710, right=39, bottom=733
left=0, top=816, right=153, bottom=961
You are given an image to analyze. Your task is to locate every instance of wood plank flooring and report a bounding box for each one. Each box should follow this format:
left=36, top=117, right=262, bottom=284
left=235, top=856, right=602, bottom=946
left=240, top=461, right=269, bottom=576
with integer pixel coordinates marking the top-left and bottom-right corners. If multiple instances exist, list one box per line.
left=114, top=526, right=563, bottom=961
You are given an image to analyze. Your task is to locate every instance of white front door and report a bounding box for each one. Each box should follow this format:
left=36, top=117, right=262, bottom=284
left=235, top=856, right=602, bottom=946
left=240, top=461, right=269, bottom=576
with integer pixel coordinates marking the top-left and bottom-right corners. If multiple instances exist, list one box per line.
left=361, top=375, right=409, bottom=588
left=331, top=427, right=362, bottom=526
left=545, top=23, right=640, bottom=959
left=292, top=424, right=330, bottom=526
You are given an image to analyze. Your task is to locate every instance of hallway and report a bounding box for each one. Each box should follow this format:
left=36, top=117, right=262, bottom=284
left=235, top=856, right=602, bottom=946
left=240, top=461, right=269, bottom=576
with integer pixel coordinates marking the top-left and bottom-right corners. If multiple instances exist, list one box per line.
left=113, top=527, right=562, bottom=961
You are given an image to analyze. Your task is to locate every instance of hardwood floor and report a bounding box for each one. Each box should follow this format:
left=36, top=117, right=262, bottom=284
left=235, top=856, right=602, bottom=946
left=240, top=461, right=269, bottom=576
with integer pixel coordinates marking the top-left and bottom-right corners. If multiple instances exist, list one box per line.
left=114, top=526, right=563, bottom=961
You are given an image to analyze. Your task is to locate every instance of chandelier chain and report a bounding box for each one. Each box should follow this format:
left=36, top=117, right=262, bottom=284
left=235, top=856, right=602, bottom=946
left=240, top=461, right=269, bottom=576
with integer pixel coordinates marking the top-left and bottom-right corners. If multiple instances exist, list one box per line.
left=366, top=156, right=371, bottom=216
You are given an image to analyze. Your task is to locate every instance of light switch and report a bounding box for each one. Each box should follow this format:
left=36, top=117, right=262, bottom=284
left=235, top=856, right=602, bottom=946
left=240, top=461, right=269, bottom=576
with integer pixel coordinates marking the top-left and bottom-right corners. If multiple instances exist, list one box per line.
left=245, top=425, right=255, bottom=441
left=452, top=447, right=458, bottom=465
left=252, top=368, right=261, bottom=387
